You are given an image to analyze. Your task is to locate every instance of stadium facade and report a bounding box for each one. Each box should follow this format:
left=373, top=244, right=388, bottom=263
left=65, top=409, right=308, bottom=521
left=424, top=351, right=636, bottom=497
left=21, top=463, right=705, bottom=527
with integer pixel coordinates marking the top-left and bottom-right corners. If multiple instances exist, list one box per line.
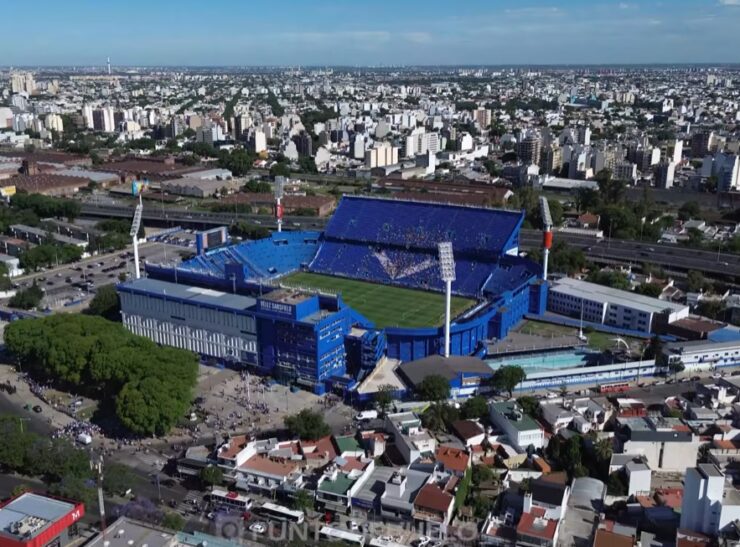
left=118, top=196, right=547, bottom=393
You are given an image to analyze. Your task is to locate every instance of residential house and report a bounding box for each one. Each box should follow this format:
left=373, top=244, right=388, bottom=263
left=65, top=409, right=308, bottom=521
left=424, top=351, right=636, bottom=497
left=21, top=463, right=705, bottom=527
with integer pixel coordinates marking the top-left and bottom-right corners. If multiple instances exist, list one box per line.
left=385, top=412, right=437, bottom=464
left=489, top=401, right=544, bottom=452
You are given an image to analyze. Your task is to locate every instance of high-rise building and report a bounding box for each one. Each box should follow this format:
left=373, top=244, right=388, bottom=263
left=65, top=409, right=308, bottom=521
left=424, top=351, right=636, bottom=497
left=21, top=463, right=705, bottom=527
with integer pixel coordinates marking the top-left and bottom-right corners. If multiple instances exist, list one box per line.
left=10, top=72, right=35, bottom=94
left=365, top=141, right=399, bottom=168
left=353, top=135, right=365, bottom=160
left=680, top=464, right=740, bottom=535
left=613, top=162, right=638, bottom=182
left=541, top=143, right=562, bottom=175
left=673, top=139, right=684, bottom=164
left=654, top=161, right=676, bottom=189
left=252, top=129, right=267, bottom=154
left=578, top=126, right=591, bottom=146
left=44, top=114, right=64, bottom=133
left=473, top=107, right=492, bottom=128
left=293, top=131, right=313, bottom=157
left=691, top=130, right=714, bottom=157
left=232, top=115, right=250, bottom=140
left=517, top=135, right=541, bottom=166
left=404, top=129, right=440, bottom=157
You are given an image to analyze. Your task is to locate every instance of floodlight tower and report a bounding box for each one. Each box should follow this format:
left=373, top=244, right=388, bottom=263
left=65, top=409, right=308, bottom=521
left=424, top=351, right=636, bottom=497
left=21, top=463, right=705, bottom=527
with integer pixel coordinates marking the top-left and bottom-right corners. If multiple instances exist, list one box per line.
left=130, top=192, right=143, bottom=279
left=539, top=196, right=553, bottom=281
left=274, top=176, right=285, bottom=233
left=438, top=242, right=456, bottom=358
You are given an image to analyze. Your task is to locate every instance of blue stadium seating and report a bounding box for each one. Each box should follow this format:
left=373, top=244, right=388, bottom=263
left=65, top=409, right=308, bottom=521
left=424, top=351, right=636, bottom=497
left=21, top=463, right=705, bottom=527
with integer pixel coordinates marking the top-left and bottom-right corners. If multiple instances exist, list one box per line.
left=179, top=231, right=320, bottom=279
left=323, top=196, right=523, bottom=255
left=309, top=197, right=529, bottom=297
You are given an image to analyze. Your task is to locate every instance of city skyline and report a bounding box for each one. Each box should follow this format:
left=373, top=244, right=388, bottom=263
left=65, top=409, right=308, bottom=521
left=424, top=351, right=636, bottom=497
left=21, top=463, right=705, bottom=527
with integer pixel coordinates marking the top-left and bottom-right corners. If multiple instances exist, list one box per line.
left=4, top=0, right=740, bottom=67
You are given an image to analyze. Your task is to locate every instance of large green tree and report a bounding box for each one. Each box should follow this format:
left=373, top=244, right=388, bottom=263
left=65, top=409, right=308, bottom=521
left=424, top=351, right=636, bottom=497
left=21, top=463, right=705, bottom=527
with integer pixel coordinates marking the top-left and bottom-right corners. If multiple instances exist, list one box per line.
left=86, top=284, right=120, bottom=321
left=491, top=366, right=527, bottom=398
left=417, top=374, right=450, bottom=402
left=284, top=409, right=330, bottom=440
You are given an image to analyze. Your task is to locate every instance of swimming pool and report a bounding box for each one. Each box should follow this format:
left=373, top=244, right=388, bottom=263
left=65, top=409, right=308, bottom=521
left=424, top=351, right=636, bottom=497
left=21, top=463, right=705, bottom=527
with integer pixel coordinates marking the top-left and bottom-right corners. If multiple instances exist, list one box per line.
left=485, top=349, right=601, bottom=374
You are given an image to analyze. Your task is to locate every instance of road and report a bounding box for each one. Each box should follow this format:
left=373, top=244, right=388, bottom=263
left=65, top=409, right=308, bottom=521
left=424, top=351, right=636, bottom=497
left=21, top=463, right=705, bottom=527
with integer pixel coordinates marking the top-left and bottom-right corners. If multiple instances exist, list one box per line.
left=519, top=231, right=740, bottom=281
left=7, top=242, right=184, bottom=310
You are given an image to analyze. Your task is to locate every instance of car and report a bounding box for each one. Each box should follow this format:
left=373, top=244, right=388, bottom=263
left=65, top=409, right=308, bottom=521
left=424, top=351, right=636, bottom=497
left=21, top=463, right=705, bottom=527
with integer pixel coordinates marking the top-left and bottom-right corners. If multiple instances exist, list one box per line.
left=108, top=273, right=115, bottom=278
left=87, top=264, right=95, bottom=269
left=691, top=376, right=701, bottom=381
left=248, top=522, right=267, bottom=534
left=32, top=405, right=42, bottom=413
left=348, top=521, right=360, bottom=531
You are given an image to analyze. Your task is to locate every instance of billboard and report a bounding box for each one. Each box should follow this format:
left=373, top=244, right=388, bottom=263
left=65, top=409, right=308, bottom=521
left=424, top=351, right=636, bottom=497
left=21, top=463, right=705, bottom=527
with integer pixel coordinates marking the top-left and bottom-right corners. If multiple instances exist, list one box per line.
left=131, top=179, right=149, bottom=196
left=195, top=226, right=228, bottom=255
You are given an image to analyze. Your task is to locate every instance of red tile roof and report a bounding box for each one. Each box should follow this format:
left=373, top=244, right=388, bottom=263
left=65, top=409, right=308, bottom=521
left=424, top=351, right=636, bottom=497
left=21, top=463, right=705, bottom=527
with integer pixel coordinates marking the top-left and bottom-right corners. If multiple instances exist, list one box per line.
left=435, top=446, right=470, bottom=473
left=516, top=507, right=558, bottom=541
left=413, top=484, right=454, bottom=514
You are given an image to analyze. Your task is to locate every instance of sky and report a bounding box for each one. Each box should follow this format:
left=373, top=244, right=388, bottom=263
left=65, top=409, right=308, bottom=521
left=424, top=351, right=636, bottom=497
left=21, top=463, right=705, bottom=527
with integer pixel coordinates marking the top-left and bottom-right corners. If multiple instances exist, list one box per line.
left=3, top=0, right=740, bottom=67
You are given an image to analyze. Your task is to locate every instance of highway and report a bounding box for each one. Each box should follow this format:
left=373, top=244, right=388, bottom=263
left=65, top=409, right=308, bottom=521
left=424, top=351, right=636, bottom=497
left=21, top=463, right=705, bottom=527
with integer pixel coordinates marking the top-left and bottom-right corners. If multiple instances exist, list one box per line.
left=79, top=203, right=740, bottom=282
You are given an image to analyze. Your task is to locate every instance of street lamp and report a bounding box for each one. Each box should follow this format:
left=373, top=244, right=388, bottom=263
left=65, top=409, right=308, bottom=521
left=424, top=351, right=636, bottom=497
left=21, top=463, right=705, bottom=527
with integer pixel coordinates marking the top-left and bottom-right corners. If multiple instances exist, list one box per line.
left=437, top=242, right=456, bottom=358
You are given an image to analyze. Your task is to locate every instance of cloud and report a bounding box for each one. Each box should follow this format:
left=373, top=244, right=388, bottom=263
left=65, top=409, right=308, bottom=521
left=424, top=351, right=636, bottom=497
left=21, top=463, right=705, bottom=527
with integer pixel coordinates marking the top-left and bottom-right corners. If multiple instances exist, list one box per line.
left=618, top=2, right=632, bottom=8
left=719, top=0, right=740, bottom=5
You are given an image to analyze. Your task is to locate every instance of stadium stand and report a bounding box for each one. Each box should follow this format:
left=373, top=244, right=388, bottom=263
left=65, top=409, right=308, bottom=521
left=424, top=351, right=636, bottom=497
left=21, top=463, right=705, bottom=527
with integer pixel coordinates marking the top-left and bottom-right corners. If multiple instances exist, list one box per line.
left=322, top=196, right=522, bottom=254
left=309, top=197, right=526, bottom=297
left=179, top=231, right=320, bottom=279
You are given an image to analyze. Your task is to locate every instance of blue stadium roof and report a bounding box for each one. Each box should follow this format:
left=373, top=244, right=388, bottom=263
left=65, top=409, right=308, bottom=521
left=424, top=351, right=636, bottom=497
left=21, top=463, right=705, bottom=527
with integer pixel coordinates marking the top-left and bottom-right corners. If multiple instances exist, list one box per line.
left=323, top=196, right=524, bottom=256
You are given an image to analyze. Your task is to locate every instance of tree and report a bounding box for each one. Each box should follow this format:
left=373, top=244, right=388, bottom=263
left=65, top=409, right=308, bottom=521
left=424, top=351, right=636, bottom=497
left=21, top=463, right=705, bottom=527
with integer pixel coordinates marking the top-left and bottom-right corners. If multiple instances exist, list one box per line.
left=669, top=359, right=685, bottom=380
left=374, top=384, right=396, bottom=416
left=686, top=270, right=708, bottom=293
left=635, top=283, right=662, bottom=298
left=10, top=484, right=30, bottom=498
left=698, top=300, right=725, bottom=321
left=292, top=489, right=314, bottom=513
left=594, top=438, right=613, bottom=464
left=461, top=395, right=488, bottom=420
left=103, top=462, right=133, bottom=496
left=417, top=375, right=450, bottom=402
left=678, top=201, right=701, bottom=221
left=284, top=409, right=330, bottom=440
left=472, top=464, right=495, bottom=487
left=586, top=270, right=630, bottom=290
left=269, top=162, right=291, bottom=178
left=421, top=403, right=459, bottom=433
left=607, top=471, right=627, bottom=496
left=8, top=283, right=44, bottom=310
left=491, top=366, right=526, bottom=398
left=161, top=512, right=185, bottom=531
left=516, top=396, right=539, bottom=417
left=199, top=465, right=223, bottom=487
left=564, top=436, right=583, bottom=472
left=4, top=314, right=198, bottom=436
left=86, top=284, right=120, bottom=321
left=644, top=335, right=664, bottom=364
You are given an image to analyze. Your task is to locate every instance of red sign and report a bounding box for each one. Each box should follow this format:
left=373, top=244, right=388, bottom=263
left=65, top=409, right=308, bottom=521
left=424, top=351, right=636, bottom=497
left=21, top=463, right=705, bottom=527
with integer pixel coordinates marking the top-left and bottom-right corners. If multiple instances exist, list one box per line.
left=276, top=203, right=284, bottom=219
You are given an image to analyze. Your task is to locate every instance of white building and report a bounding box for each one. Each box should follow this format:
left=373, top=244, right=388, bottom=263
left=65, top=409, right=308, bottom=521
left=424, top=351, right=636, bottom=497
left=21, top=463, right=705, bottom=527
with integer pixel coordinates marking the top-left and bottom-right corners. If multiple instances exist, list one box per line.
left=365, top=141, right=399, bottom=168
left=118, top=279, right=258, bottom=364
left=488, top=401, right=544, bottom=452
left=384, top=412, right=436, bottom=464
left=252, top=129, right=267, bottom=154
left=680, top=464, right=740, bottom=535
left=547, top=277, right=689, bottom=334
left=44, top=114, right=64, bottom=133
left=665, top=340, right=740, bottom=373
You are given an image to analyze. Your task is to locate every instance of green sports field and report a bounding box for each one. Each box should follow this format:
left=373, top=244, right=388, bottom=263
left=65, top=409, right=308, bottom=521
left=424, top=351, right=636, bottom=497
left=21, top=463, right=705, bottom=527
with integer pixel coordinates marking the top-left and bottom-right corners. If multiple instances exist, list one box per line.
left=281, top=271, right=476, bottom=329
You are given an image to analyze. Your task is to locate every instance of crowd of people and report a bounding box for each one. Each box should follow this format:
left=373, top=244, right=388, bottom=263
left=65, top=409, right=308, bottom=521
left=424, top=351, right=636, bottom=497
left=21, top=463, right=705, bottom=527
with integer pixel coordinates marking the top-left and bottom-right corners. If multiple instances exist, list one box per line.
left=52, top=419, right=101, bottom=441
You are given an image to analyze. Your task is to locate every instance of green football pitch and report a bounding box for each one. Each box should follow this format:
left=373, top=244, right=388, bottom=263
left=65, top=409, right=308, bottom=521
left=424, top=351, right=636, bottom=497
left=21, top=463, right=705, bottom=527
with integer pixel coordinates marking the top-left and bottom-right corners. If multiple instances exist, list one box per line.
left=281, top=272, right=476, bottom=329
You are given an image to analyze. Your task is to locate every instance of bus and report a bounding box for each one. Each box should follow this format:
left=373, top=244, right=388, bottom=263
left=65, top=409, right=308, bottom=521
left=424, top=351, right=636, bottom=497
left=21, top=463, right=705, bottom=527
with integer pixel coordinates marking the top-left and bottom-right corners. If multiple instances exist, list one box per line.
left=255, top=502, right=305, bottom=524
left=319, top=526, right=364, bottom=546
left=208, top=488, right=253, bottom=511
left=599, top=381, right=630, bottom=394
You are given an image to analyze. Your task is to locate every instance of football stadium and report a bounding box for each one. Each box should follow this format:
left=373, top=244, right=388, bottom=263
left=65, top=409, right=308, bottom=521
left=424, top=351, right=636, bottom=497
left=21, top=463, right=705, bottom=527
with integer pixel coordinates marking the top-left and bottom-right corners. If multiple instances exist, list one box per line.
left=119, top=196, right=548, bottom=393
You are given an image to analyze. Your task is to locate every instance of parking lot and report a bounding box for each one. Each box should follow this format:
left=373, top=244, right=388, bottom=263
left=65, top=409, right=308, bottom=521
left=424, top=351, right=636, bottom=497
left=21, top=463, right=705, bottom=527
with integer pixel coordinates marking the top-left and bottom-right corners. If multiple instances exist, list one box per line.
left=4, top=242, right=185, bottom=310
